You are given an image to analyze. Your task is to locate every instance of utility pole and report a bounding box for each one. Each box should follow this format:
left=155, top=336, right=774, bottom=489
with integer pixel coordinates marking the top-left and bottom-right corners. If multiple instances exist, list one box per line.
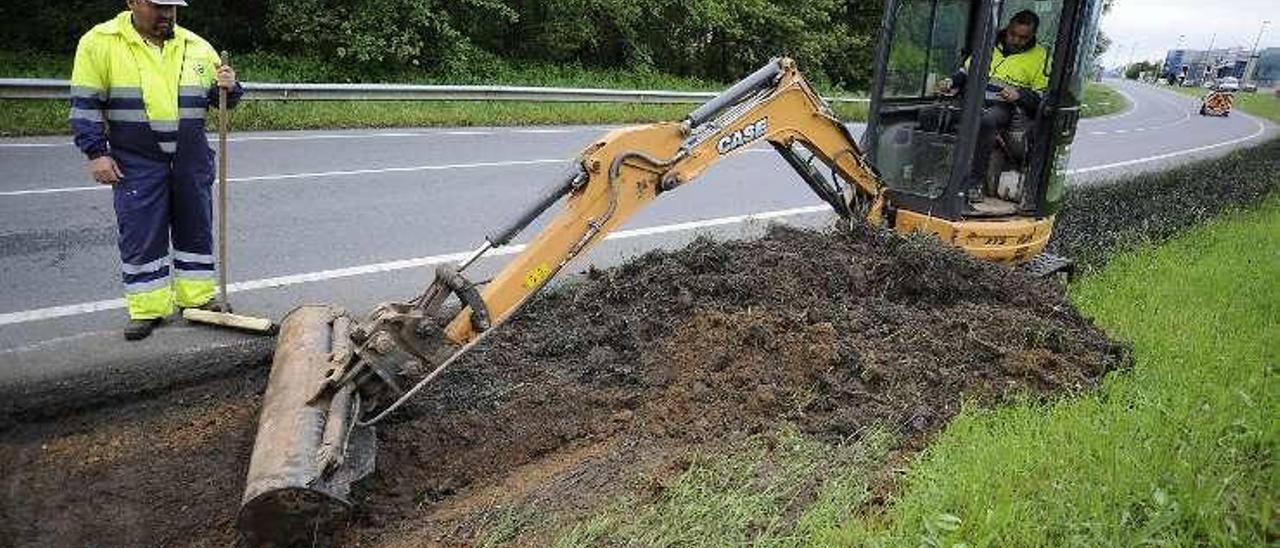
left=1166, top=34, right=1187, bottom=84
left=1204, top=33, right=1217, bottom=84
left=1244, top=20, right=1271, bottom=87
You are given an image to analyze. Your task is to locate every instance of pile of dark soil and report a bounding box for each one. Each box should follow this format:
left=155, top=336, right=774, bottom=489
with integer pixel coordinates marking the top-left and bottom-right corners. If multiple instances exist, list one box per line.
left=0, top=224, right=1124, bottom=547
left=1051, top=137, right=1280, bottom=269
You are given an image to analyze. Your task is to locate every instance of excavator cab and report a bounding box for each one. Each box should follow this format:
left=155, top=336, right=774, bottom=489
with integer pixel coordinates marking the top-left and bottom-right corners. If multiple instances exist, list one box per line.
left=865, top=0, right=1104, bottom=224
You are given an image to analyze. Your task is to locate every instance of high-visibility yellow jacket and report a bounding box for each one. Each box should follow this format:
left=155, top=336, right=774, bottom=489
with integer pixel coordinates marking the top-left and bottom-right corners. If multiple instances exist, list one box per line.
left=70, top=11, right=242, bottom=161
left=956, top=39, right=1052, bottom=114
left=989, top=43, right=1051, bottom=93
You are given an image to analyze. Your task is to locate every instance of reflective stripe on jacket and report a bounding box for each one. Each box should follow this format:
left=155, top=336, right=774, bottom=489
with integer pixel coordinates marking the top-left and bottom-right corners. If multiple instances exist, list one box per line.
left=69, top=11, right=242, bottom=161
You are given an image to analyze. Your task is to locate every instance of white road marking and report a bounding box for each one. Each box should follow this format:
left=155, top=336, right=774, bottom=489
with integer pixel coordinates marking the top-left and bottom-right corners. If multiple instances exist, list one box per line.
left=0, top=145, right=781, bottom=197
left=229, top=158, right=569, bottom=183
left=6, top=113, right=1262, bottom=199
left=512, top=129, right=579, bottom=134
left=1082, top=85, right=1140, bottom=122
left=0, top=158, right=574, bottom=197
left=228, top=130, right=501, bottom=141
left=1067, top=115, right=1267, bottom=175
left=1086, top=85, right=1192, bottom=135
left=0, top=205, right=830, bottom=326
left=0, top=127, right=611, bottom=148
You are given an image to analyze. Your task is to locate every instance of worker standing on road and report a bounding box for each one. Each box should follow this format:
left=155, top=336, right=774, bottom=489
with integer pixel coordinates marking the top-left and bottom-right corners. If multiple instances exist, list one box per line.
left=938, top=10, right=1051, bottom=205
left=70, top=0, right=242, bottom=340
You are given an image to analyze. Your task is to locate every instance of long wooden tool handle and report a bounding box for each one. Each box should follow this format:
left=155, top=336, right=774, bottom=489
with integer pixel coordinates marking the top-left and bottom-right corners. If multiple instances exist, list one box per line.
left=217, top=50, right=230, bottom=305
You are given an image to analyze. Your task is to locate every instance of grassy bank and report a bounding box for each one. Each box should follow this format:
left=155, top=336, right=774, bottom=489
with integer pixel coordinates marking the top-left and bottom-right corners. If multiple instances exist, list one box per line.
left=0, top=99, right=869, bottom=137
left=1081, top=81, right=1128, bottom=118
left=529, top=141, right=1278, bottom=546
left=1162, top=81, right=1280, bottom=124
left=550, top=429, right=894, bottom=547
left=546, top=195, right=1279, bottom=547
left=840, top=197, right=1278, bottom=545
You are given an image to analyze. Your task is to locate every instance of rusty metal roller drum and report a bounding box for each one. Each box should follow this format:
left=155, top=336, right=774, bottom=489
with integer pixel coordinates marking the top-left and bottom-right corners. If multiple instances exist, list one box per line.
left=238, top=304, right=376, bottom=545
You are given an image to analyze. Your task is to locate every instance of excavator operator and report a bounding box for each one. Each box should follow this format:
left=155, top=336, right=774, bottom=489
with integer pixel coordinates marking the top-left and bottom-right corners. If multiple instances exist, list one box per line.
left=938, top=9, right=1051, bottom=206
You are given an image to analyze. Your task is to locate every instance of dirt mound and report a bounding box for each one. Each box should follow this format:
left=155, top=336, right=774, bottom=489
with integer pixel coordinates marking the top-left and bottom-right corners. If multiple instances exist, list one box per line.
left=352, top=226, right=1124, bottom=545
left=0, top=226, right=1125, bottom=547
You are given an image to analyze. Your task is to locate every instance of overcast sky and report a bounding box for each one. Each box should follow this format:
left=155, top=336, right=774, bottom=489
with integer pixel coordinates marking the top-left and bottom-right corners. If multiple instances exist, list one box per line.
left=1099, top=0, right=1278, bottom=68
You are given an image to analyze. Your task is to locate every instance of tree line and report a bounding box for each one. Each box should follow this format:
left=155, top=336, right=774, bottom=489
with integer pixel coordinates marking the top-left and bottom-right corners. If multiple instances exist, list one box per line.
left=2, top=0, right=884, bottom=88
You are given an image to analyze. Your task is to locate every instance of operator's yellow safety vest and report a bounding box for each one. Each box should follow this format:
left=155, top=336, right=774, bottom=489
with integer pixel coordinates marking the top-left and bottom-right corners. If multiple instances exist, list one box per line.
left=987, top=44, right=1051, bottom=92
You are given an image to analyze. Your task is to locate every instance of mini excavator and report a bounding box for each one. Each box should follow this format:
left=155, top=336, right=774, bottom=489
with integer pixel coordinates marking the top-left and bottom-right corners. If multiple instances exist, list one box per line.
left=238, top=0, right=1107, bottom=543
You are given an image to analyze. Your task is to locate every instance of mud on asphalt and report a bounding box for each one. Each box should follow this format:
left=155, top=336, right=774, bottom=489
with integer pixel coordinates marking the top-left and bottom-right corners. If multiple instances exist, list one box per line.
left=4, top=138, right=1275, bottom=547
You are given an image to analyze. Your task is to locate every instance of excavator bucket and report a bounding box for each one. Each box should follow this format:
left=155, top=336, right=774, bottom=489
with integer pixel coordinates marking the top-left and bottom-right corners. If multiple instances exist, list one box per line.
left=238, top=304, right=377, bottom=546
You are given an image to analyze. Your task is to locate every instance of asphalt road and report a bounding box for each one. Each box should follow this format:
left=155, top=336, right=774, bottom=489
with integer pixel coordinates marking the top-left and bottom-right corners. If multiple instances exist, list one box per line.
left=0, top=80, right=1273, bottom=416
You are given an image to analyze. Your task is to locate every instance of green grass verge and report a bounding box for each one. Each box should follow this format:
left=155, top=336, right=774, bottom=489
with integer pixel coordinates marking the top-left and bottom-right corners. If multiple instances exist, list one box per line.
left=0, top=99, right=869, bottom=137
left=9, top=50, right=1136, bottom=136
left=1080, top=82, right=1128, bottom=118
left=836, top=198, right=1279, bottom=546
left=552, top=429, right=894, bottom=547
left=1163, top=82, right=1280, bottom=124
left=1, top=48, right=868, bottom=136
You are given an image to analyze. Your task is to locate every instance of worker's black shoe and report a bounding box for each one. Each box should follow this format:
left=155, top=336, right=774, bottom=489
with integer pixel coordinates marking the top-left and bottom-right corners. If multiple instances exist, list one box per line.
left=124, top=318, right=162, bottom=341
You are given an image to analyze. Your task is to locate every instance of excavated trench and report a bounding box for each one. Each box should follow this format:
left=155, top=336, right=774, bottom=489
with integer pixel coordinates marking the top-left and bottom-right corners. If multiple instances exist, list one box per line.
left=0, top=224, right=1124, bottom=547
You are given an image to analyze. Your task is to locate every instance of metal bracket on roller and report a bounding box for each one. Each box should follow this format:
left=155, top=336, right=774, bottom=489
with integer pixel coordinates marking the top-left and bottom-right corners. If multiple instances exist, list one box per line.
left=238, top=304, right=378, bottom=546
left=238, top=260, right=496, bottom=543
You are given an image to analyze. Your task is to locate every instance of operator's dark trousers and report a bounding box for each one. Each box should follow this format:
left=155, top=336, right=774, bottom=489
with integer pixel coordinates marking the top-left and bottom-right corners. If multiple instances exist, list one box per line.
left=970, top=102, right=1014, bottom=191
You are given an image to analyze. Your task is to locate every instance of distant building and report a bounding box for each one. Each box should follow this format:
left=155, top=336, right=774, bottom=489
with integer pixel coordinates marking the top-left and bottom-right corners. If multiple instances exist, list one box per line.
left=1162, top=47, right=1252, bottom=85
left=1252, top=47, right=1279, bottom=87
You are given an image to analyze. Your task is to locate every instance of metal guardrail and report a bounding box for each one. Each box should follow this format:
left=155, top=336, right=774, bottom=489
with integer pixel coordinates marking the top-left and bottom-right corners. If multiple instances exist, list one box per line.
left=0, top=78, right=867, bottom=104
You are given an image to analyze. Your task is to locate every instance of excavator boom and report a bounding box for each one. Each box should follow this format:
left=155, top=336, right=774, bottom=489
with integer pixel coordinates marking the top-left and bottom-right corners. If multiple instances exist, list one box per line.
left=444, top=58, right=885, bottom=344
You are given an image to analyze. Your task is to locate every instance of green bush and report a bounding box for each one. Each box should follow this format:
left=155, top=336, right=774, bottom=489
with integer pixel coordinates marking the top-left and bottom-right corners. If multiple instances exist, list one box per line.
left=1049, top=138, right=1280, bottom=270
left=0, top=0, right=884, bottom=90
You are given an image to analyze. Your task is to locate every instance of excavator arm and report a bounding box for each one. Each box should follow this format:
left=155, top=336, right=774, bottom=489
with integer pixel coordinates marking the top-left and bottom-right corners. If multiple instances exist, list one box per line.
left=445, top=57, right=885, bottom=344
left=237, top=57, right=887, bottom=544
